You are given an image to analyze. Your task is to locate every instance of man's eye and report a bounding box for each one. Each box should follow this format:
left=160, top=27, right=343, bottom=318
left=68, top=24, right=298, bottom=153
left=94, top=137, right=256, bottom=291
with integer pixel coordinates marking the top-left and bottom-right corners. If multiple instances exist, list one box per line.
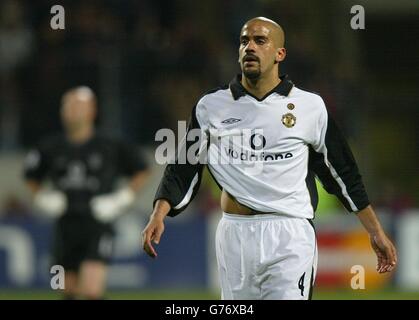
left=256, top=39, right=266, bottom=45
left=241, top=39, right=248, bottom=45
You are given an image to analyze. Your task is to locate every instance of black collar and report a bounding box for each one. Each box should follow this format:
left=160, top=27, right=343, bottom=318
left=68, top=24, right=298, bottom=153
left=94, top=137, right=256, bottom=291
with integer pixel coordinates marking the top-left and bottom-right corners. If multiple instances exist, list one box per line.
left=229, top=74, right=294, bottom=101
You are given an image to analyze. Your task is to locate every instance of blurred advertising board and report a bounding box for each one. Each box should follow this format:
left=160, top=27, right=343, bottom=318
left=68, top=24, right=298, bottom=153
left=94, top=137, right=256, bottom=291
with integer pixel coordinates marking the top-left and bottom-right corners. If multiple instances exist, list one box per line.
left=0, top=210, right=208, bottom=289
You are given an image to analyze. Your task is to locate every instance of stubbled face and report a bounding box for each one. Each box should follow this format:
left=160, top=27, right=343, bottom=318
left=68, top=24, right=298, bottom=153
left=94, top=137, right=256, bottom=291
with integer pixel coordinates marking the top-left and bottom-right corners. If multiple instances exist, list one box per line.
left=61, top=93, right=96, bottom=131
left=239, top=22, right=280, bottom=80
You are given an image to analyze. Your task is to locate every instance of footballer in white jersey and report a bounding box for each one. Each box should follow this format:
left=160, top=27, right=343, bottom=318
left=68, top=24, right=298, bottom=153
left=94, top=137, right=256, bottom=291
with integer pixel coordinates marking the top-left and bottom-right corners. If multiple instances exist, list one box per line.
left=142, top=17, right=397, bottom=300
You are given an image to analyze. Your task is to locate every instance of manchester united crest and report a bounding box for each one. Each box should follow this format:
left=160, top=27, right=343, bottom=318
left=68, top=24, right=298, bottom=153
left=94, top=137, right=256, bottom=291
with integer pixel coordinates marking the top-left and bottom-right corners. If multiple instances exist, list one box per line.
left=287, top=103, right=295, bottom=110
left=282, top=113, right=296, bottom=128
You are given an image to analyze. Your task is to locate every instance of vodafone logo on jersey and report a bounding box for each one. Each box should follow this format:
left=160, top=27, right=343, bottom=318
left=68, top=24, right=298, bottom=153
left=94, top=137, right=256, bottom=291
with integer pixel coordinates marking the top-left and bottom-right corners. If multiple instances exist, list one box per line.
left=249, top=133, right=266, bottom=150
left=222, top=132, right=293, bottom=162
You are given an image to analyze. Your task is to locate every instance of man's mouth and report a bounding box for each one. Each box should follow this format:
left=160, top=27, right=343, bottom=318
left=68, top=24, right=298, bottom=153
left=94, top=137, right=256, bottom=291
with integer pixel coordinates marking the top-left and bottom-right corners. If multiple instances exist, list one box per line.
left=243, top=55, right=259, bottom=63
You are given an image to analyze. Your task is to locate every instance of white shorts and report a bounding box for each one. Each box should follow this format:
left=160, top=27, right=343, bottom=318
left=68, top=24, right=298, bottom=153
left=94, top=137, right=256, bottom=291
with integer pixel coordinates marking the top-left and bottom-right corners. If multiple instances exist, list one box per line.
left=215, top=212, right=317, bottom=300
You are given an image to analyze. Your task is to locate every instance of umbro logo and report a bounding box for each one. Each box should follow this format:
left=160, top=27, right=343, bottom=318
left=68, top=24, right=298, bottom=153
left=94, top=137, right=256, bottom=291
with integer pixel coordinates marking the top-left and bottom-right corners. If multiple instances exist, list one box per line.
left=221, top=118, right=241, bottom=124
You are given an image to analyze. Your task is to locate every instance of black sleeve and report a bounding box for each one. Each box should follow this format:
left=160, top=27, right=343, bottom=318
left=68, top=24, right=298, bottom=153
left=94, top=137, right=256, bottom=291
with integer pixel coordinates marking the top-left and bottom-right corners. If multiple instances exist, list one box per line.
left=310, top=112, right=370, bottom=213
left=23, top=143, right=50, bottom=182
left=117, top=141, right=148, bottom=176
left=153, top=105, right=207, bottom=217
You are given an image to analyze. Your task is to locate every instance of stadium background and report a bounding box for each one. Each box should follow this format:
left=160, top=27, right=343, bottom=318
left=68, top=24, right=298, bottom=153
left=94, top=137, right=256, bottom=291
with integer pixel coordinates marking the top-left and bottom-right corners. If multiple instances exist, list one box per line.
left=0, top=0, right=418, bottom=299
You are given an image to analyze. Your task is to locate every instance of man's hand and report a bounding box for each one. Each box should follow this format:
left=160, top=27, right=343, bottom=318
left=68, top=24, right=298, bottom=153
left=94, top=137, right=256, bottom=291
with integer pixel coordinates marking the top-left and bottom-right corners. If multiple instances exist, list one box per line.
left=370, top=231, right=397, bottom=273
left=357, top=205, right=397, bottom=274
left=142, top=215, right=165, bottom=258
left=141, top=199, right=171, bottom=258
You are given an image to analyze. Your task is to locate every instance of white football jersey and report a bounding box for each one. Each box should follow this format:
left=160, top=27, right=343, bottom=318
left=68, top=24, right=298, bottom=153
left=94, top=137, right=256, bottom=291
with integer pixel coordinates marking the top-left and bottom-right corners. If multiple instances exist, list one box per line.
left=155, top=75, right=369, bottom=219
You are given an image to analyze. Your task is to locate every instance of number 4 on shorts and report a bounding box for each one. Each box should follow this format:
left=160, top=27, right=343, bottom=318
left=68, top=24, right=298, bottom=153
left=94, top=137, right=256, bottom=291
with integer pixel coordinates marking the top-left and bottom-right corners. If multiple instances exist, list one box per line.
left=298, top=272, right=306, bottom=296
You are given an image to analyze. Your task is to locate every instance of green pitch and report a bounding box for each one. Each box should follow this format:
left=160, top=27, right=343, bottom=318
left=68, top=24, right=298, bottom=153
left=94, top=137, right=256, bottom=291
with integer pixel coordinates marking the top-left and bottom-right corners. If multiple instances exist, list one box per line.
left=0, top=289, right=418, bottom=300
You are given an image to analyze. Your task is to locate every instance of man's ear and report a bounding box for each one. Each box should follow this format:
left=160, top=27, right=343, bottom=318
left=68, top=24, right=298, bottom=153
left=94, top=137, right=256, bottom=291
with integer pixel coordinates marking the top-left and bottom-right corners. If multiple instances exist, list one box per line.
left=275, top=47, right=286, bottom=63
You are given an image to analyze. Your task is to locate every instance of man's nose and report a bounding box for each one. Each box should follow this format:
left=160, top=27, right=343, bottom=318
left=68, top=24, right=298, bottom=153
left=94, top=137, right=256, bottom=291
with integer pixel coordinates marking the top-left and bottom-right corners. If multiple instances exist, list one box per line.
left=244, top=40, right=257, bottom=52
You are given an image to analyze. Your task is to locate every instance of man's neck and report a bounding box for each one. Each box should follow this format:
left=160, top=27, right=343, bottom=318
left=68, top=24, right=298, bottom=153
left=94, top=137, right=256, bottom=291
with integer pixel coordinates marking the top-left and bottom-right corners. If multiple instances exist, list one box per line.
left=66, top=126, right=94, bottom=145
left=241, top=71, right=281, bottom=100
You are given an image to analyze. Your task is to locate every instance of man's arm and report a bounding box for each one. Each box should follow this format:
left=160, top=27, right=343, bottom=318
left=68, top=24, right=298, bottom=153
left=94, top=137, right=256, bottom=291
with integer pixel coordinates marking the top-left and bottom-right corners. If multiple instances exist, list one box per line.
left=142, top=103, right=208, bottom=258
left=310, top=100, right=397, bottom=273
left=356, top=205, right=397, bottom=273
left=152, top=104, right=208, bottom=218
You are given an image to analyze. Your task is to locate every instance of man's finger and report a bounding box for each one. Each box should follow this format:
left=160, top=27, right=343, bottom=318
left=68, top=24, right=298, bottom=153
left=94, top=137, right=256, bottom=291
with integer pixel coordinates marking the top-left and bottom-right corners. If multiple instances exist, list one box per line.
left=144, top=237, right=157, bottom=258
left=153, top=228, right=163, bottom=244
left=382, top=254, right=391, bottom=273
left=380, top=245, right=395, bottom=273
left=384, top=246, right=393, bottom=268
left=375, top=248, right=384, bottom=270
left=142, top=229, right=157, bottom=258
left=386, top=245, right=397, bottom=272
left=378, top=251, right=387, bottom=273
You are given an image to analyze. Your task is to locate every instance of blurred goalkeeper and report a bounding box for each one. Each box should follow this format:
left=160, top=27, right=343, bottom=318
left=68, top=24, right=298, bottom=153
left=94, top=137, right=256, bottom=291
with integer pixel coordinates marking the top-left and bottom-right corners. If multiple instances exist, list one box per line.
left=23, top=87, right=149, bottom=299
